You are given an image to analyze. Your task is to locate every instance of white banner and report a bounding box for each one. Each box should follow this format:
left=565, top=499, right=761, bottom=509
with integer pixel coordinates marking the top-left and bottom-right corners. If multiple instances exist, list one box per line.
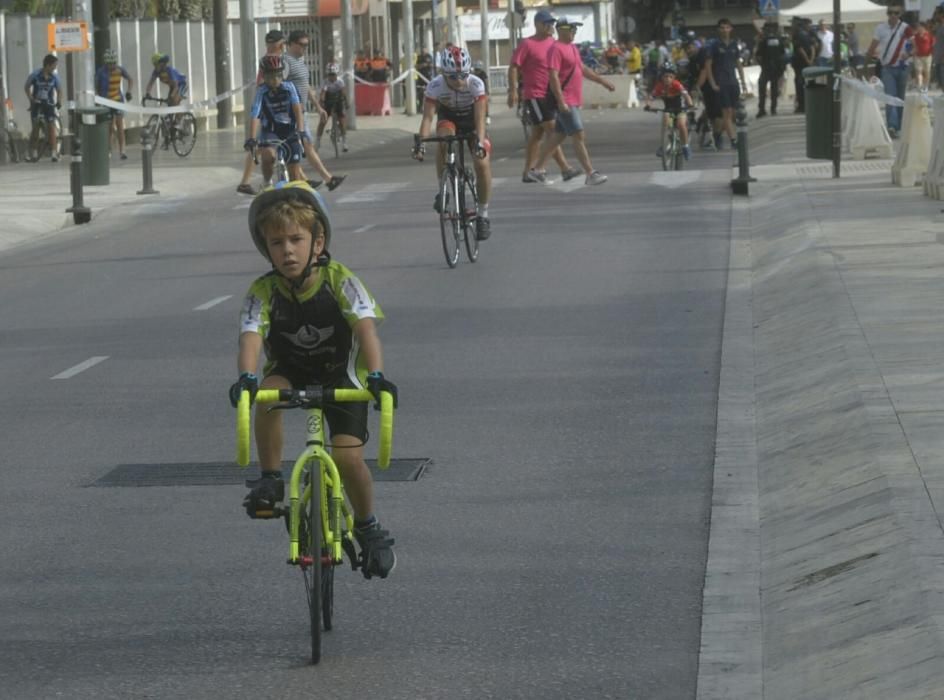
left=93, top=79, right=256, bottom=115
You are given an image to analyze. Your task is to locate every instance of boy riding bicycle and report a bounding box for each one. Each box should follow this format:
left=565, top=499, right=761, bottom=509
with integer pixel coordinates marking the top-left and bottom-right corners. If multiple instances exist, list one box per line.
left=230, top=181, right=398, bottom=580
left=412, top=46, right=493, bottom=241
left=315, top=63, right=348, bottom=152
left=644, top=62, right=694, bottom=161
left=244, top=55, right=306, bottom=186
left=24, top=54, right=61, bottom=162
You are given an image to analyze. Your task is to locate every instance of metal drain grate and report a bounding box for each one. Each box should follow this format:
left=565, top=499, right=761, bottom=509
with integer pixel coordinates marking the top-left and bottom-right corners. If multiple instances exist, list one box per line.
left=89, top=458, right=430, bottom=487
left=795, top=160, right=893, bottom=177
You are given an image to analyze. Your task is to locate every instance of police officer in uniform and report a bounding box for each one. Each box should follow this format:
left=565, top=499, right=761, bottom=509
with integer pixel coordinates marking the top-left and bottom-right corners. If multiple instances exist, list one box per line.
left=755, top=22, right=787, bottom=117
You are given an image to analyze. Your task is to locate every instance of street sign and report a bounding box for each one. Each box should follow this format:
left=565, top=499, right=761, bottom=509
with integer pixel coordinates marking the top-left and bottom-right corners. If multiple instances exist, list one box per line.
left=47, top=21, right=89, bottom=52
left=759, top=0, right=779, bottom=17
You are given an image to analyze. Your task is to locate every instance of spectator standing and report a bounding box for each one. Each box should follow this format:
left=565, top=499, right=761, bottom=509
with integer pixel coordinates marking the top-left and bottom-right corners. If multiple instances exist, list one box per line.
left=816, top=19, right=835, bottom=66
left=415, top=51, right=434, bottom=111
left=704, top=18, right=747, bottom=150
left=604, top=40, right=624, bottom=73
left=912, top=21, right=934, bottom=91
left=370, top=52, right=391, bottom=82
left=693, top=38, right=723, bottom=149
left=755, top=21, right=786, bottom=117
left=354, top=51, right=371, bottom=82
left=791, top=18, right=816, bottom=112
left=95, top=48, right=133, bottom=160
left=507, top=9, right=581, bottom=184
left=867, top=4, right=913, bottom=137
left=626, top=41, right=643, bottom=75
left=847, top=23, right=865, bottom=77
left=527, top=17, right=614, bottom=185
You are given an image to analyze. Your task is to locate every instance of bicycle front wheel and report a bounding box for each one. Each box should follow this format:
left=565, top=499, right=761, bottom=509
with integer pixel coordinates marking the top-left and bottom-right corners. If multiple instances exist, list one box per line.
left=302, top=462, right=324, bottom=664
left=172, top=113, right=197, bottom=157
left=674, top=131, right=685, bottom=171
left=460, top=170, right=479, bottom=263
left=661, top=128, right=673, bottom=171
left=439, top=169, right=460, bottom=268
left=330, top=121, right=339, bottom=159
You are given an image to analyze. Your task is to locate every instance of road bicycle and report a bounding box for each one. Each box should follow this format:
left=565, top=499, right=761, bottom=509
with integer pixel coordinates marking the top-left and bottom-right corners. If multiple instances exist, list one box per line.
left=646, top=106, right=686, bottom=171
left=26, top=104, right=62, bottom=162
left=416, top=134, right=480, bottom=268
left=328, top=111, right=344, bottom=158
left=1, top=103, right=24, bottom=163
left=251, top=133, right=302, bottom=187
left=236, top=385, right=395, bottom=664
left=142, top=96, right=197, bottom=157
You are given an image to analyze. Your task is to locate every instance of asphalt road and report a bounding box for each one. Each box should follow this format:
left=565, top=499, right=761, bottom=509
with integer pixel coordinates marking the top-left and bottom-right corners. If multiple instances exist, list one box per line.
left=0, top=108, right=733, bottom=699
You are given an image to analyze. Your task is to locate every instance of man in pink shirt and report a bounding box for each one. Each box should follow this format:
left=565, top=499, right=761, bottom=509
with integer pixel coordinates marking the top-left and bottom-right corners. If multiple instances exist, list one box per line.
left=507, top=9, right=581, bottom=183
left=527, top=17, right=615, bottom=185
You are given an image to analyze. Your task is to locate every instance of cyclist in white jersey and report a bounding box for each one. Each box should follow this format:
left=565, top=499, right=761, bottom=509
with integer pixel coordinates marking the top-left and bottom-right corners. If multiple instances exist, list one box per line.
left=412, top=46, right=492, bottom=241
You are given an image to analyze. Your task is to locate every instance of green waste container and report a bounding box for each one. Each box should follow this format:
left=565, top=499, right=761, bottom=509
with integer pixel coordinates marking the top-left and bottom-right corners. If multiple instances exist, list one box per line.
left=802, top=66, right=835, bottom=160
left=79, top=106, right=111, bottom=186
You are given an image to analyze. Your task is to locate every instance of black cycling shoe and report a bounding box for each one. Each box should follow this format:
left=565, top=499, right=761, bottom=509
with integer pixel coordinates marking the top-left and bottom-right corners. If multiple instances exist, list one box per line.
left=243, top=476, right=285, bottom=518
left=475, top=217, right=491, bottom=241
left=326, top=175, right=346, bottom=191
left=433, top=193, right=443, bottom=213
left=354, top=521, right=396, bottom=579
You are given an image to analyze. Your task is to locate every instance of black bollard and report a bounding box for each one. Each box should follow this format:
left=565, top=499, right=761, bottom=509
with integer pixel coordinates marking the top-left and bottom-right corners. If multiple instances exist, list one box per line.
left=730, top=101, right=757, bottom=196
left=137, top=126, right=159, bottom=195
left=66, top=106, right=92, bottom=224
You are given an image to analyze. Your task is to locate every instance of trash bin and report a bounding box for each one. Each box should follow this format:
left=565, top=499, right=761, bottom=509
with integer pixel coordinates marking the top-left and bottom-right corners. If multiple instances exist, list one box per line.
left=802, top=66, right=835, bottom=160
left=79, top=106, right=111, bottom=186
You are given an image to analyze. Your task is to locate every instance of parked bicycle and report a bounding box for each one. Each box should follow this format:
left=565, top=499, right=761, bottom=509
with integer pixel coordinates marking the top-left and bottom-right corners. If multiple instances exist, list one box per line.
left=645, top=106, right=686, bottom=172
left=236, top=385, right=395, bottom=664
left=415, top=133, right=480, bottom=268
left=142, top=96, right=197, bottom=157
left=1, top=99, right=24, bottom=163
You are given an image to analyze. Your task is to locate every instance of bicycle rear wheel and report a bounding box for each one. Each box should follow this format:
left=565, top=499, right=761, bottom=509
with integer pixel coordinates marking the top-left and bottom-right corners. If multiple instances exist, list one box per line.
left=330, top=119, right=339, bottom=159
left=674, top=131, right=685, bottom=171
left=438, top=169, right=460, bottom=268
left=172, top=113, right=197, bottom=157
left=460, top=169, right=479, bottom=263
left=301, top=461, right=323, bottom=664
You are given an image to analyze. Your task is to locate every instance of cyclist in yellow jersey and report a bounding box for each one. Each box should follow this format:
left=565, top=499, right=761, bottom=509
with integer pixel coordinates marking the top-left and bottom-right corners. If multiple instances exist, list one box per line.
left=95, top=48, right=133, bottom=159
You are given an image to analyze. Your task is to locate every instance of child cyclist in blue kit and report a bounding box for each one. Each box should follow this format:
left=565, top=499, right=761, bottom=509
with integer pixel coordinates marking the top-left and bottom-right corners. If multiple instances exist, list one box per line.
left=229, top=181, right=398, bottom=579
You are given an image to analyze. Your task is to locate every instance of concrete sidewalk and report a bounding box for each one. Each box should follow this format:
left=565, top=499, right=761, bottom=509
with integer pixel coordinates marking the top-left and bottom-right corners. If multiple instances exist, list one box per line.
left=0, top=105, right=440, bottom=254
left=700, top=114, right=944, bottom=698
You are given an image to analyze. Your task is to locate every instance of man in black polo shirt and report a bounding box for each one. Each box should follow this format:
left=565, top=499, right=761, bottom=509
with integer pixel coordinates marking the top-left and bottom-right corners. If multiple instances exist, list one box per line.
left=755, top=21, right=787, bottom=117
left=704, top=17, right=746, bottom=149
left=791, top=18, right=816, bottom=113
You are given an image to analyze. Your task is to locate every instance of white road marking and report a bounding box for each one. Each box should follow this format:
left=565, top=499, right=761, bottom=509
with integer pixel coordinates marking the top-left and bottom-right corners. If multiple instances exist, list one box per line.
left=648, top=171, right=703, bottom=189
left=51, top=356, right=109, bottom=380
left=232, top=201, right=251, bottom=210
left=497, top=156, right=508, bottom=162
left=336, top=182, right=411, bottom=204
left=193, top=295, right=233, bottom=311
left=353, top=224, right=376, bottom=233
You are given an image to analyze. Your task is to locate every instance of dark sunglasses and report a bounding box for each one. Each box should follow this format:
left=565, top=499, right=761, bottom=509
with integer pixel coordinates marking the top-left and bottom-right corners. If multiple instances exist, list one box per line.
left=445, top=72, right=469, bottom=80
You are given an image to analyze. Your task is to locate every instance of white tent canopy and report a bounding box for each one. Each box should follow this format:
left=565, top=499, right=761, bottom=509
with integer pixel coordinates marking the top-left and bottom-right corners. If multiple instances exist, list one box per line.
left=780, top=0, right=888, bottom=22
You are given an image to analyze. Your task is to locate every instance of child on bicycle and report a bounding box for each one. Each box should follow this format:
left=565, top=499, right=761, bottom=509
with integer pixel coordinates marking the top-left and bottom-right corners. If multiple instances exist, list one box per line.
left=412, top=45, right=492, bottom=241
left=145, top=52, right=187, bottom=107
left=315, top=63, right=348, bottom=152
left=244, top=55, right=306, bottom=187
left=644, top=61, right=694, bottom=161
left=229, top=181, right=398, bottom=580
left=24, top=54, right=61, bottom=162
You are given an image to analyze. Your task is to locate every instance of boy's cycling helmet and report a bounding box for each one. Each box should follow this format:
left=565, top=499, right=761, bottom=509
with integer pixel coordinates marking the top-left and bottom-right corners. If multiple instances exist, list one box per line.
left=104, top=48, right=118, bottom=63
left=326, top=62, right=339, bottom=74
left=259, top=54, right=283, bottom=73
left=248, top=181, right=333, bottom=268
left=659, top=61, right=678, bottom=75
left=440, top=45, right=472, bottom=74
left=151, top=52, right=169, bottom=66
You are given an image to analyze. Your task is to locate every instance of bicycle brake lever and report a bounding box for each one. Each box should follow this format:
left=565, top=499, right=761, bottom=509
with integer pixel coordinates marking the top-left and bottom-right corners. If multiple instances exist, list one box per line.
left=266, top=401, right=303, bottom=413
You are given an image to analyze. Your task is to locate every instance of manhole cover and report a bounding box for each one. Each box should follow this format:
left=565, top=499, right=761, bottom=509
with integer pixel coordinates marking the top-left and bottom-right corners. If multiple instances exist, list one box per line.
left=89, top=458, right=430, bottom=487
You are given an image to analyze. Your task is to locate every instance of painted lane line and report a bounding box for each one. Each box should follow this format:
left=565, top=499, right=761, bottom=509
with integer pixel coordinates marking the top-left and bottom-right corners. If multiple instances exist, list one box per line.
left=51, top=356, right=109, bottom=380
left=193, top=295, right=233, bottom=311
left=649, top=170, right=703, bottom=189
left=353, top=224, right=376, bottom=233
left=232, top=201, right=251, bottom=210
left=336, top=182, right=411, bottom=204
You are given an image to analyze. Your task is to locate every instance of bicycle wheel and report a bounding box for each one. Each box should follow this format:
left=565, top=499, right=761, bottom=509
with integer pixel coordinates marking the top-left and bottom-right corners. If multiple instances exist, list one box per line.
left=438, top=169, right=460, bottom=268
left=661, top=128, right=672, bottom=171
left=330, top=119, right=339, bottom=159
left=172, top=113, right=197, bottom=157
left=145, top=114, right=162, bottom=147
left=674, top=131, right=685, bottom=171
left=460, top=169, right=479, bottom=263
left=322, top=554, right=334, bottom=631
left=301, top=461, right=323, bottom=664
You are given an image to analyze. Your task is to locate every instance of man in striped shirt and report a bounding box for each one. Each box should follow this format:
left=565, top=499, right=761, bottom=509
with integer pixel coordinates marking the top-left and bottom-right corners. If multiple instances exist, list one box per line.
left=866, top=4, right=913, bottom=137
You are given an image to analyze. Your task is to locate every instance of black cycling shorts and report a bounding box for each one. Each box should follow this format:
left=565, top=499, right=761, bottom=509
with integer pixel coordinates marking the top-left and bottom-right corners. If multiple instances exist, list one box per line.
left=30, top=103, right=57, bottom=123
left=523, top=94, right=558, bottom=126
left=699, top=85, right=722, bottom=120
left=265, top=364, right=369, bottom=442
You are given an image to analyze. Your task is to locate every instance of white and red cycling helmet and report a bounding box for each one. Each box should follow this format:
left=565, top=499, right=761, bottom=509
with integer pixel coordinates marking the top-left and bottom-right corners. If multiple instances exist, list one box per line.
left=440, top=46, right=472, bottom=75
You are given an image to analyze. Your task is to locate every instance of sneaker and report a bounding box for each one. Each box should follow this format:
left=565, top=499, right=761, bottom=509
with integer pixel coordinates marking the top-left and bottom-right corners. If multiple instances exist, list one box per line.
left=730, top=138, right=738, bottom=150
left=682, top=145, right=692, bottom=160
left=242, top=475, right=284, bottom=518
left=771, top=109, right=778, bottom=116
left=353, top=519, right=396, bottom=579
left=586, top=171, right=608, bottom=186
left=51, top=154, right=59, bottom=162
left=888, top=127, right=898, bottom=139
left=236, top=183, right=256, bottom=195
left=120, top=152, right=128, bottom=160
left=522, top=168, right=546, bottom=183
left=475, top=216, right=491, bottom=241
left=306, top=179, right=323, bottom=190
left=433, top=193, right=443, bottom=213
left=756, top=110, right=767, bottom=118
left=656, top=147, right=664, bottom=158
left=342, top=140, right=349, bottom=152
left=713, top=133, right=723, bottom=150
left=561, top=166, right=583, bottom=181
left=326, top=174, right=346, bottom=191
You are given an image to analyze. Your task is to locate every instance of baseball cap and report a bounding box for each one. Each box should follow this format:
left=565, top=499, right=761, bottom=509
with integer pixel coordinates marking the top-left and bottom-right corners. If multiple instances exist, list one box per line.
left=556, top=17, right=583, bottom=29
left=265, top=29, right=285, bottom=44
left=534, top=9, right=557, bottom=24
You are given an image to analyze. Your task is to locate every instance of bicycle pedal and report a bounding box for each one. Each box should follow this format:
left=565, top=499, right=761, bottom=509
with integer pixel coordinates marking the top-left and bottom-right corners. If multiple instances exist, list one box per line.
left=247, top=506, right=284, bottom=520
